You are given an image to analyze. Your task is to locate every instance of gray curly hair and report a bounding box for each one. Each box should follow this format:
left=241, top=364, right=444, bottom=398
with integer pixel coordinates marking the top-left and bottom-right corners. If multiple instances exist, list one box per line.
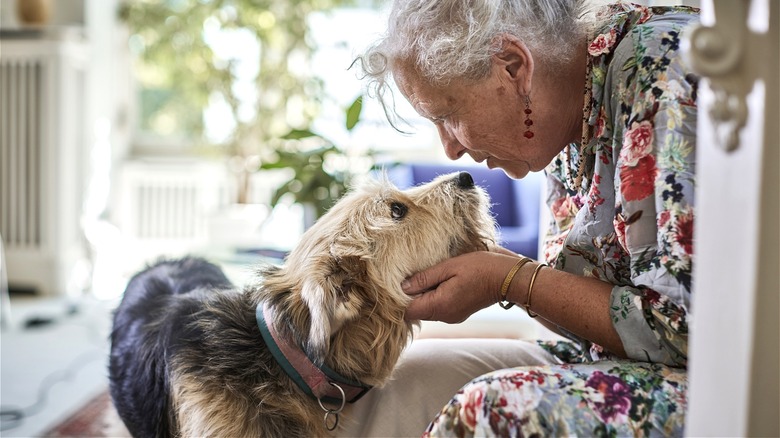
left=356, top=0, right=602, bottom=124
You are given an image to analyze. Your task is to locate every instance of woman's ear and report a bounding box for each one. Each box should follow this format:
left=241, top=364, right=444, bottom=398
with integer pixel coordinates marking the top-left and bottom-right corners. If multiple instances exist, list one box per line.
left=492, top=34, right=534, bottom=95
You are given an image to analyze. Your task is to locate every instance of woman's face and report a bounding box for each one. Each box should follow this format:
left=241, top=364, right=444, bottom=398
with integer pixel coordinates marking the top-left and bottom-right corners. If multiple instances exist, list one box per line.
left=394, top=61, right=575, bottom=179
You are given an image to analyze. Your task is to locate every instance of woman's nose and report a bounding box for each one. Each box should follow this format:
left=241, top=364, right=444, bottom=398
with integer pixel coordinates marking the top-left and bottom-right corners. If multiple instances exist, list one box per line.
left=436, top=125, right=465, bottom=160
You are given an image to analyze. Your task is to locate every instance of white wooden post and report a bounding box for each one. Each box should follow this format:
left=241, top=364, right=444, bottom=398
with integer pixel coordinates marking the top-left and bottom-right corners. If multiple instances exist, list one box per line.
left=684, top=0, right=779, bottom=436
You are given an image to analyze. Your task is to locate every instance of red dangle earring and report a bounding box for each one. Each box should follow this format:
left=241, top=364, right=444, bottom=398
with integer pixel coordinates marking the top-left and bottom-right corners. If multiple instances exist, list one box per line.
left=523, top=95, right=534, bottom=139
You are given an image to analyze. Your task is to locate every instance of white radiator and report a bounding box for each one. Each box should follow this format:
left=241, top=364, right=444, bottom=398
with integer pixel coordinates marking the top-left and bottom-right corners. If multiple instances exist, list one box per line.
left=0, top=36, right=89, bottom=295
left=116, top=160, right=233, bottom=243
left=1, top=58, right=43, bottom=250
left=113, top=160, right=285, bottom=264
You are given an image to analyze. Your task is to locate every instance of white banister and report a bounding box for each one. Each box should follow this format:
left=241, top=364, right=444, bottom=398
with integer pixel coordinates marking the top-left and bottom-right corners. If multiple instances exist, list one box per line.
left=684, top=0, right=779, bottom=436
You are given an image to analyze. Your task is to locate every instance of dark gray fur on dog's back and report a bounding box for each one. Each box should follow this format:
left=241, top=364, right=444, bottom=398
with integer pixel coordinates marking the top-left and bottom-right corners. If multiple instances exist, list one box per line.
left=109, top=257, right=305, bottom=437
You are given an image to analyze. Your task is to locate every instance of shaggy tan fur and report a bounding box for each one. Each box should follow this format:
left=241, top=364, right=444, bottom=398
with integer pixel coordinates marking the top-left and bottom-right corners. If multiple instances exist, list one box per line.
left=135, top=173, right=494, bottom=437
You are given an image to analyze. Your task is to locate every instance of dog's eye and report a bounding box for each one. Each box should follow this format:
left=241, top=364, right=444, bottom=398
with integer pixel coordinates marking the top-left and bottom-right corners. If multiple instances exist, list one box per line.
left=390, top=202, right=407, bottom=220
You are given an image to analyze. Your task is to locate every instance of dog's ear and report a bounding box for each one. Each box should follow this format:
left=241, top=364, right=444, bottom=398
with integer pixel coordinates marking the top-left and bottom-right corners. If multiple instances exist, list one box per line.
left=300, top=254, right=368, bottom=362
left=300, top=278, right=333, bottom=362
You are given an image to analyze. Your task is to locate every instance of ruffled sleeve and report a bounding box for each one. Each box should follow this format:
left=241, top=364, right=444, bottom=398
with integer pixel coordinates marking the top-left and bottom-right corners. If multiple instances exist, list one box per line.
left=542, top=6, right=699, bottom=367
left=606, top=13, right=697, bottom=366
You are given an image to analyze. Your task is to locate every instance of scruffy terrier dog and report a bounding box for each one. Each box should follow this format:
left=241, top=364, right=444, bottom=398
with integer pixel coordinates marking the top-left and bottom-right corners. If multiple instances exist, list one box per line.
left=109, top=172, right=496, bottom=437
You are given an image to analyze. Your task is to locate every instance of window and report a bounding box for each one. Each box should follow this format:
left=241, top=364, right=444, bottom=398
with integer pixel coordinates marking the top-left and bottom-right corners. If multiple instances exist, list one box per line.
left=122, top=2, right=441, bottom=161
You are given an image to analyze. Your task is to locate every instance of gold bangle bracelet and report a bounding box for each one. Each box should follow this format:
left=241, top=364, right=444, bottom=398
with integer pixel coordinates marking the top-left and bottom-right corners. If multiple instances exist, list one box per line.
left=498, top=257, right=531, bottom=310
left=525, top=263, right=548, bottom=318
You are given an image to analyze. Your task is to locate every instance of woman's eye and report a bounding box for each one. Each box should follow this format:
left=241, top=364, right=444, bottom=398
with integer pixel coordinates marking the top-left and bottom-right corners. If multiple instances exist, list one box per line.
left=390, top=202, right=408, bottom=220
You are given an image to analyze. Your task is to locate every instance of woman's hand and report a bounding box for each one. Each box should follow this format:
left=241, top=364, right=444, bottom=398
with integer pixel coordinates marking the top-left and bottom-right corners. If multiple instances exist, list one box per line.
left=402, top=251, right=522, bottom=323
left=404, top=248, right=628, bottom=357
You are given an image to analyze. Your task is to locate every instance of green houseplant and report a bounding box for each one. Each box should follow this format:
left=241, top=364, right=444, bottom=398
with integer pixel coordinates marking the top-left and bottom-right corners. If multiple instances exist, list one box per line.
left=119, top=0, right=357, bottom=204
left=260, top=95, right=370, bottom=223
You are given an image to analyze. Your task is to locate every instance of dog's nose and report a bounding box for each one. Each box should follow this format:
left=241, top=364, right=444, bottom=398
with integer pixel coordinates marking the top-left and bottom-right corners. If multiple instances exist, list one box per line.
left=456, top=172, right=474, bottom=189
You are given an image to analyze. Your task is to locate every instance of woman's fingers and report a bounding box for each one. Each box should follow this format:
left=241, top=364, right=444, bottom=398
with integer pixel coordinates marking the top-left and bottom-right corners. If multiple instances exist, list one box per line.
left=401, top=262, right=453, bottom=295
left=402, top=251, right=517, bottom=323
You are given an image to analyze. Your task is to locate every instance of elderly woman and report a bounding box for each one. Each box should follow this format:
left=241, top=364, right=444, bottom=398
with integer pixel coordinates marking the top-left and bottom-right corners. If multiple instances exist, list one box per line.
left=342, top=1, right=698, bottom=436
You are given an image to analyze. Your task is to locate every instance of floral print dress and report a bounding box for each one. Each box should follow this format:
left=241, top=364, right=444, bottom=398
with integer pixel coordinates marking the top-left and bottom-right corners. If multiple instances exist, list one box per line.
left=425, top=3, right=699, bottom=437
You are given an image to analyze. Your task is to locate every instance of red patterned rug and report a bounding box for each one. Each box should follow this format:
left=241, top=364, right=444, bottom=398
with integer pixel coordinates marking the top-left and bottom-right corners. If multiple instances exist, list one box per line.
left=44, top=390, right=130, bottom=438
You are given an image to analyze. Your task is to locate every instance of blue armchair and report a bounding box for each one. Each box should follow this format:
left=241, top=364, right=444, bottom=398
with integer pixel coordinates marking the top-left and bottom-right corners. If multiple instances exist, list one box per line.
left=385, top=163, right=543, bottom=260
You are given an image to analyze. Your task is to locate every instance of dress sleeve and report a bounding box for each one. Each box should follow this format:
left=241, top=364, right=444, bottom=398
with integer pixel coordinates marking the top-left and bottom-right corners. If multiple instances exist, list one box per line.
left=608, top=20, right=697, bottom=367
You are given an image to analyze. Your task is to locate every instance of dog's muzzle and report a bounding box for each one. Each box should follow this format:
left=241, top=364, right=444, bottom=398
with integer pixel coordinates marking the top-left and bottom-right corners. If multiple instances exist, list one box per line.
left=456, top=171, right=474, bottom=189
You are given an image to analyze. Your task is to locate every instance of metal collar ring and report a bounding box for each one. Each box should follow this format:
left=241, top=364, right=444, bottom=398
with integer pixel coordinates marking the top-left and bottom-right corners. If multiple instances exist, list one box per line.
left=318, top=382, right=346, bottom=431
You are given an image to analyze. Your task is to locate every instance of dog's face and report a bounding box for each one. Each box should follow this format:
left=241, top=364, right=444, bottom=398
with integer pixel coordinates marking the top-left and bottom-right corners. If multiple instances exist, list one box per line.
left=262, top=172, right=496, bottom=377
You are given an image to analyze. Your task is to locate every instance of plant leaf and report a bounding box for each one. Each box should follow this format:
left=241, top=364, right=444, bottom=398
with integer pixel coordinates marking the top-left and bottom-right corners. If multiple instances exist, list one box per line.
left=259, top=161, right=291, bottom=170
left=345, top=96, right=362, bottom=131
left=282, top=129, right=319, bottom=140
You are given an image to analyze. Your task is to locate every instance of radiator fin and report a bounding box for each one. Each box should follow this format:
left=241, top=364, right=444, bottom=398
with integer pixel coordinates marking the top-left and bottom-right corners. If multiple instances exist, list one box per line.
left=118, top=163, right=235, bottom=242
left=134, top=182, right=204, bottom=239
left=0, top=60, right=43, bottom=249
